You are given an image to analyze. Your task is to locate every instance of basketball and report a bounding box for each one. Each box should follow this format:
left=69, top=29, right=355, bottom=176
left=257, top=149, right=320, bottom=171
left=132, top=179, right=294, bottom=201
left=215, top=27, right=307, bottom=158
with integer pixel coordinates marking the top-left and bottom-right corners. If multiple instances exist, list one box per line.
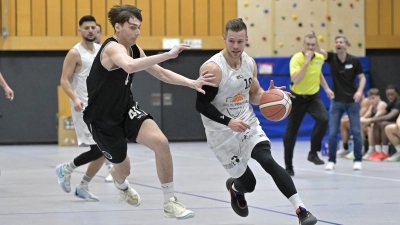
left=259, top=89, right=292, bottom=121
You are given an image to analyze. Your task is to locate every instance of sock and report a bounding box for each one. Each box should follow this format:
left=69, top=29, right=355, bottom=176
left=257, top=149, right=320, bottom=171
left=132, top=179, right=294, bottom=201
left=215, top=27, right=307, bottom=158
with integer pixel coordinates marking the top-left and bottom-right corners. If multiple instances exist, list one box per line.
left=65, top=161, right=77, bottom=172
left=79, top=175, right=92, bottom=189
left=343, top=142, right=348, bottom=150
left=375, top=145, right=382, bottom=153
left=161, top=182, right=175, bottom=203
left=395, top=145, right=400, bottom=153
left=104, top=160, right=113, bottom=170
left=115, top=179, right=129, bottom=190
left=382, top=145, right=389, bottom=154
left=368, top=145, right=374, bottom=152
left=288, top=193, right=304, bottom=210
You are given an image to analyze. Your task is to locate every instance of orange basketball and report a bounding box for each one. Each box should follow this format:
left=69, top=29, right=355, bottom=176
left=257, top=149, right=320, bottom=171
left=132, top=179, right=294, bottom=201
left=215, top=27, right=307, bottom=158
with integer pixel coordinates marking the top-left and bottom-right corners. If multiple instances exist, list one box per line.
left=259, top=89, right=292, bottom=121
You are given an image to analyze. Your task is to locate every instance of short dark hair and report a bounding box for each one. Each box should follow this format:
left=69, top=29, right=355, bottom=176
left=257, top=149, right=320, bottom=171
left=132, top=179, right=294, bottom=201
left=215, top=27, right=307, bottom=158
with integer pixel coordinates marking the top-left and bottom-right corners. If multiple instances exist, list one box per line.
left=367, top=88, right=380, bottom=96
left=96, top=23, right=102, bottom=32
left=386, top=85, right=399, bottom=94
left=79, top=15, right=96, bottom=26
left=108, top=5, right=142, bottom=29
left=335, top=34, right=349, bottom=45
left=225, top=18, right=247, bottom=34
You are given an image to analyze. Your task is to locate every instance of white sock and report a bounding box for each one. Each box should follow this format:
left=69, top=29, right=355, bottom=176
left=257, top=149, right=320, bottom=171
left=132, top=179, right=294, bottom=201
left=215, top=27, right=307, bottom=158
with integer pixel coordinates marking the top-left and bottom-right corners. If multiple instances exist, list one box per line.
left=79, top=175, right=92, bottom=189
left=395, top=145, right=400, bottom=153
left=368, top=145, right=374, bottom=152
left=104, top=160, right=113, bottom=170
left=161, top=182, right=175, bottom=203
left=382, top=145, right=389, bottom=154
left=375, top=145, right=382, bottom=153
left=65, top=161, right=76, bottom=172
left=115, top=179, right=129, bottom=190
left=288, top=193, right=304, bottom=210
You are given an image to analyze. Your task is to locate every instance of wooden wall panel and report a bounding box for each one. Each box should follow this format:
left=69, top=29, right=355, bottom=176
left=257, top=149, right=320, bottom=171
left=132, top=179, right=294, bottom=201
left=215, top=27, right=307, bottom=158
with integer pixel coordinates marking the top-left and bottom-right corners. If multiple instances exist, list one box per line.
left=165, top=0, right=179, bottom=36
left=223, top=0, right=237, bottom=28
left=365, top=0, right=379, bottom=36
left=106, top=0, right=121, bottom=36
left=77, top=0, right=91, bottom=24
left=209, top=0, right=223, bottom=36
left=136, top=0, right=150, bottom=35
left=393, top=0, right=400, bottom=35
left=121, top=0, right=136, bottom=5
left=31, top=0, right=46, bottom=36
left=180, top=0, right=194, bottom=35
left=16, top=0, right=31, bottom=36
left=62, top=0, right=77, bottom=35
left=151, top=0, right=165, bottom=35
left=194, top=0, right=208, bottom=36
left=47, top=0, right=61, bottom=36
left=92, top=0, right=107, bottom=35
left=2, top=0, right=17, bottom=36
left=378, top=0, right=392, bottom=35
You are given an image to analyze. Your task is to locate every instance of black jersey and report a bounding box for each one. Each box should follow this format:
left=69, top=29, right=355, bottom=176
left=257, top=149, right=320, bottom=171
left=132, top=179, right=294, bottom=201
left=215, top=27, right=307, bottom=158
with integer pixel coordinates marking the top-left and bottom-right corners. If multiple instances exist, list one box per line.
left=83, top=37, right=140, bottom=126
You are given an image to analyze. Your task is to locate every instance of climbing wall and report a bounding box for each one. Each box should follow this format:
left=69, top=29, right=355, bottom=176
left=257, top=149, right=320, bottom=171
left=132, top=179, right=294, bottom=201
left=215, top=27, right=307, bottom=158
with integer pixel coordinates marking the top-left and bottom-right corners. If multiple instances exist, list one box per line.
left=238, top=0, right=365, bottom=56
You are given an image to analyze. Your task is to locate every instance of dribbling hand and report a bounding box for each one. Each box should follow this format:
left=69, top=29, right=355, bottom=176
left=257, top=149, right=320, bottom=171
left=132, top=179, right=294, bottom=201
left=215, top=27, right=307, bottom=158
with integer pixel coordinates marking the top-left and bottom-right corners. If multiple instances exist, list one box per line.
left=267, top=80, right=291, bottom=97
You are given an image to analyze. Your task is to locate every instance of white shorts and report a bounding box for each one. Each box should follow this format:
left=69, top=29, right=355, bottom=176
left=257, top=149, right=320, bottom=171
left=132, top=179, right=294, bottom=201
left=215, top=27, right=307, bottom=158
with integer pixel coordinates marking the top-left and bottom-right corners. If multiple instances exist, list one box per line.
left=71, top=108, right=96, bottom=147
left=206, top=125, right=269, bottom=178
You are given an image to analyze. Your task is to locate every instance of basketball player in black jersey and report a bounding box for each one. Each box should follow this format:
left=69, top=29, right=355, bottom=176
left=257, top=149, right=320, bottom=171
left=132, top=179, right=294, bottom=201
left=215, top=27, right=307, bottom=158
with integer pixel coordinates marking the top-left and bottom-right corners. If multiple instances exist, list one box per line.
left=83, top=5, right=215, bottom=219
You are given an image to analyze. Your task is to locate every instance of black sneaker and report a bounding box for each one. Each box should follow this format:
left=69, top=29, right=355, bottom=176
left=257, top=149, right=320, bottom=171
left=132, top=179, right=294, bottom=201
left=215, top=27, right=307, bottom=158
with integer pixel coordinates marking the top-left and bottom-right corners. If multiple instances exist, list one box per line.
left=296, top=206, right=317, bottom=225
left=226, top=178, right=248, bottom=217
left=285, top=167, right=295, bottom=176
left=307, top=152, right=325, bottom=165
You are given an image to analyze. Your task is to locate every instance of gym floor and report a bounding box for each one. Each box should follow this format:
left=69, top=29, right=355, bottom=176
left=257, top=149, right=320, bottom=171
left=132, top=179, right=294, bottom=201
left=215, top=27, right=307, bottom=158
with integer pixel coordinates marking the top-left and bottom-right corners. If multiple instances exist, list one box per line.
left=0, top=141, right=398, bottom=225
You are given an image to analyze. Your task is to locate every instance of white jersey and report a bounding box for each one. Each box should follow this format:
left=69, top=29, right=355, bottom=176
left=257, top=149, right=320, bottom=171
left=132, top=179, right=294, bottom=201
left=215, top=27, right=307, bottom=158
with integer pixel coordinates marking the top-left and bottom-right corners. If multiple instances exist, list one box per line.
left=69, top=42, right=100, bottom=146
left=200, top=52, right=269, bottom=178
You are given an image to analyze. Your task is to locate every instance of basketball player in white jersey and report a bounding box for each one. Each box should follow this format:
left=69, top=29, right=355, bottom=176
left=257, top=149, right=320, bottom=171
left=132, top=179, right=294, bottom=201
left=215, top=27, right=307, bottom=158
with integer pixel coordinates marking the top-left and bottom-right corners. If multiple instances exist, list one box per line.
left=196, top=18, right=317, bottom=225
left=55, top=15, right=106, bottom=201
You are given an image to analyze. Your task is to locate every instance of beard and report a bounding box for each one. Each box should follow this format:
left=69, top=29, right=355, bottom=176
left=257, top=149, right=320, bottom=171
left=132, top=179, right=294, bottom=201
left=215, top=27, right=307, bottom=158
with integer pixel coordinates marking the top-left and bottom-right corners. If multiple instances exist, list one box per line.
left=84, top=36, right=95, bottom=42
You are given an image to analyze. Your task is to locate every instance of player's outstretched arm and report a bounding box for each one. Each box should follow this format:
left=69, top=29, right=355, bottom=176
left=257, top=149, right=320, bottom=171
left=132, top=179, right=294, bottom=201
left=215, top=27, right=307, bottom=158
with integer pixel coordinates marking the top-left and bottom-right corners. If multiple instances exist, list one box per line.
left=106, top=43, right=190, bottom=74
left=142, top=47, right=216, bottom=94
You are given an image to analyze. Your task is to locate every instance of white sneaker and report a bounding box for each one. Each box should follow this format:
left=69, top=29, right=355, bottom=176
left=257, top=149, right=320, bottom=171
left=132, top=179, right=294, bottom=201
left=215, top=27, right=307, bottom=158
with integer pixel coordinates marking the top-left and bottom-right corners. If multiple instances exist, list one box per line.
left=337, top=149, right=349, bottom=157
left=75, top=184, right=99, bottom=201
left=386, top=152, right=400, bottom=162
left=164, top=196, right=194, bottom=220
left=325, top=162, right=335, bottom=171
left=345, top=151, right=355, bottom=160
left=104, top=168, right=113, bottom=182
left=114, top=180, right=141, bottom=206
left=363, top=149, right=375, bottom=160
left=353, top=161, right=362, bottom=170
left=56, top=164, right=71, bottom=193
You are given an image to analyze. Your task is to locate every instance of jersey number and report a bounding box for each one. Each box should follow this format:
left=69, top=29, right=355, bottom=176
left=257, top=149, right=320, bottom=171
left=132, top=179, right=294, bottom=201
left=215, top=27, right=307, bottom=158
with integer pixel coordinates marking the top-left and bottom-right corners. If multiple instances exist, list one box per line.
left=128, top=104, right=146, bottom=119
left=244, top=78, right=252, bottom=89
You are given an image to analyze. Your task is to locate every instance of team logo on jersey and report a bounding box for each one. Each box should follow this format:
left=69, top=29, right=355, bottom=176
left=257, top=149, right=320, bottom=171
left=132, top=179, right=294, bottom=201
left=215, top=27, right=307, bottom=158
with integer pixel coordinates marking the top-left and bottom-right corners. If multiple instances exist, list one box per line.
left=102, top=151, right=113, bottom=160
left=236, top=74, right=244, bottom=79
left=224, top=93, right=247, bottom=118
left=223, top=155, right=241, bottom=169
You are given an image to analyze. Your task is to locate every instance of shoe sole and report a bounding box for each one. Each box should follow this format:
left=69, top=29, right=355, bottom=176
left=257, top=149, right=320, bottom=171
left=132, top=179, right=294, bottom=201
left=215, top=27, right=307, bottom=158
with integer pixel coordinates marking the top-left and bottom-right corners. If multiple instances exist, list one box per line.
left=165, top=211, right=195, bottom=220
left=55, top=165, right=70, bottom=193
left=75, top=191, right=100, bottom=202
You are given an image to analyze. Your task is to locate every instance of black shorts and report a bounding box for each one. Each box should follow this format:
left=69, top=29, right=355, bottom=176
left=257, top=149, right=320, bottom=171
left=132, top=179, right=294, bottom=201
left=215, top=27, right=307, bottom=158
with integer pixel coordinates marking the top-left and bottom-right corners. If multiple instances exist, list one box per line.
left=88, top=102, right=153, bottom=164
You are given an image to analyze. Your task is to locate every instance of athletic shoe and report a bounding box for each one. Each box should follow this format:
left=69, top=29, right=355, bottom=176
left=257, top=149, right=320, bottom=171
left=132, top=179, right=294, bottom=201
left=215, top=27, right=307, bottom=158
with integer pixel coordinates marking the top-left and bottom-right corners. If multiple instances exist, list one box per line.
left=345, top=151, right=355, bottom=160
left=226, top=178, right=248, bottom=217
left=336, top=148, right=350, bottom=157
left=353, top=162, right=362, bottom=171
left=285, top=167, right=295, bottom=176
left=307, top=152, right=324, bottom=165
left=366, top=151, right=379, bottom=160
left=386, top=152, right=400, bottom=162
left=363, top=149, right=375, bottom=160
left=104, top=168, right=113, bottom=183
left=374, top=152, right=390, bottom=161
left=114, top=180, right=140, bottom=206
left=164, top=196, right=195, bottom=219
left=75, top=184, right=99, bottom=201
left=296, top=206, right=318, bottom=225
left=324, top=162, right=335, bottom=171
left=56, top=164, right=71, bottom=193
